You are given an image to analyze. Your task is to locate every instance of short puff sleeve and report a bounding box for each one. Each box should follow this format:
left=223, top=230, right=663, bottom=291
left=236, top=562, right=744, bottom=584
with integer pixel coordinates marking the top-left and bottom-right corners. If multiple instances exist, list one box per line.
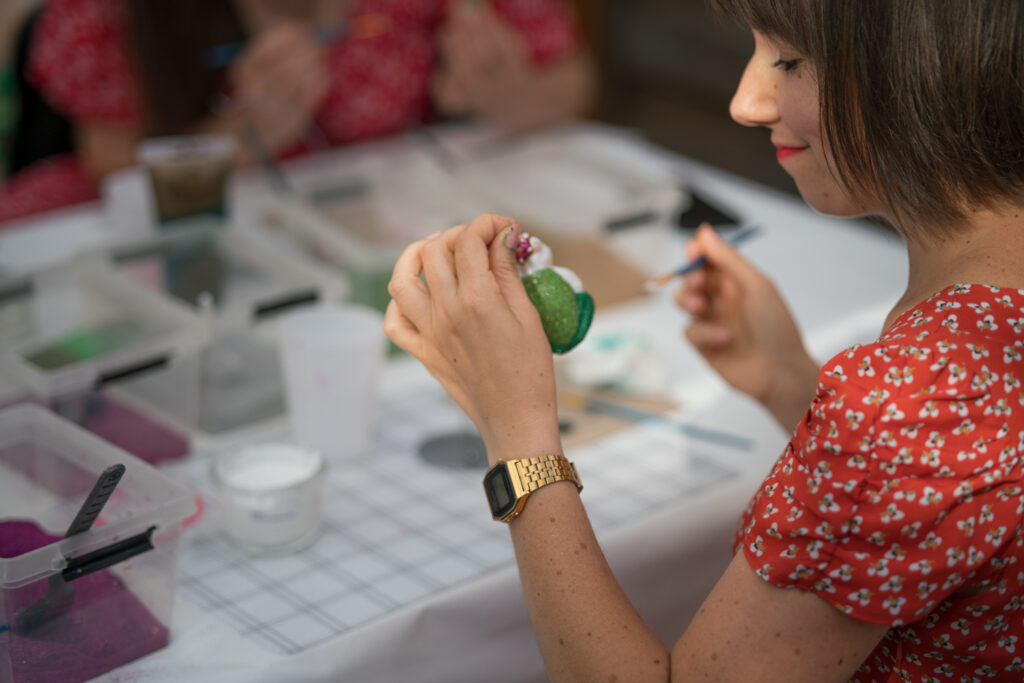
left=738, top=340, right=1024, bottom=627
left=27, top=0, right=142, bottom=126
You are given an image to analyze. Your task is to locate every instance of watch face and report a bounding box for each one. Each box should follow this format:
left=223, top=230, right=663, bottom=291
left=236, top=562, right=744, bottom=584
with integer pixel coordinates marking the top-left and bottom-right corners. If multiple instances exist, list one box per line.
left=483, top=463, right=516, bottom=517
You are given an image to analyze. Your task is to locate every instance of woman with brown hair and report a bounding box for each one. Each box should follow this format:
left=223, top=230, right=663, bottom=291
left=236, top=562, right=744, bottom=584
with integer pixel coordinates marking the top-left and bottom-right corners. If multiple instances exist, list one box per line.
left=0, top=0, right=592, bottom=223
left=383, top=0, right=1024, bottom=680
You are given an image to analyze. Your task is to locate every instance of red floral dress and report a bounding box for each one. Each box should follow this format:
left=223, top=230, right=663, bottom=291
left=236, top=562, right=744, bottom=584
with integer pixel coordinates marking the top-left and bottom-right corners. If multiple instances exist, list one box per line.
left=0, top=0, right=579, bottom=225
left=737, top=284, right=1024, bottom=682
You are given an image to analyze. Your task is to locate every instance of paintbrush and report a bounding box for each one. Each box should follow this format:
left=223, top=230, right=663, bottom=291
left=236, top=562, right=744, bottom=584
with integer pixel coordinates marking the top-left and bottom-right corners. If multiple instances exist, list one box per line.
left=559, top=389, right=753, bottom=451
left=13, top=464, right=126, bottom=635
left=204, top=13, right=390, bottom=68
left=644, top=224, right=763, bottom=291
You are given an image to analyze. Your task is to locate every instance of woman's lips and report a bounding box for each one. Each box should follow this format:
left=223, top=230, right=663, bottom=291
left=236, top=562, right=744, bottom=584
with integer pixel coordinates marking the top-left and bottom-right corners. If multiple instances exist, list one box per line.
left=775, top=145, right=808, bottom=162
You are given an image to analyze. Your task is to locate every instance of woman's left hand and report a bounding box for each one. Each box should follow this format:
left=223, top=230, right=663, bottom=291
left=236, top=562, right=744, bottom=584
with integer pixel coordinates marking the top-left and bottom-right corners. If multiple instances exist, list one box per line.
left=384, top=214, right=563, bottom=463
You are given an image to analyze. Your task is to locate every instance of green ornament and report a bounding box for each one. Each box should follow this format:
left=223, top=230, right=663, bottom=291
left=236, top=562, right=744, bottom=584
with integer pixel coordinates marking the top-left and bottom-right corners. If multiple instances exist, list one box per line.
left=522, top=268, right=594, bottom=354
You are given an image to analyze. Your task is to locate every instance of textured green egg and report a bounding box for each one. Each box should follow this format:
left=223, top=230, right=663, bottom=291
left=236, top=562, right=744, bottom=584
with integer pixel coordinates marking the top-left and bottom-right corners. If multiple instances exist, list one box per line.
left=522, top=269, right=579, bottom=348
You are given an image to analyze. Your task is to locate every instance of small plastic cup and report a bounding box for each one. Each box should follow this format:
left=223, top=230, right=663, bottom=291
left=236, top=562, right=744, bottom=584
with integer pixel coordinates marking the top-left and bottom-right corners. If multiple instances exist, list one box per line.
left=277, top=304, right=387, bottom=461
left=211, top=443, right=325, bottom=554
left=137, top=134, right=236, bottom=227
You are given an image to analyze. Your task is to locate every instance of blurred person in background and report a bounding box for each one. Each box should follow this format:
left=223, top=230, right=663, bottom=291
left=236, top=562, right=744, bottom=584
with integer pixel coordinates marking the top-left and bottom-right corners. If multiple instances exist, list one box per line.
left=0, top=0, right=42, bottom=181
left=0, top=0, right=593, bottom=225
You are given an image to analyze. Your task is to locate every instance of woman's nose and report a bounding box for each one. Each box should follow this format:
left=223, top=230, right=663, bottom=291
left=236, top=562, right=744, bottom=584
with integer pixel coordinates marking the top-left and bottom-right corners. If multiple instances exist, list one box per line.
left=729, top=56, right=780, bottom=128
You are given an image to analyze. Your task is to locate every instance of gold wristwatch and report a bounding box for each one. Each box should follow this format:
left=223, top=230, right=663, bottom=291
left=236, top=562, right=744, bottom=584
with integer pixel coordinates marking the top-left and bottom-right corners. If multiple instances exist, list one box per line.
left=483, top=454, right=582, bottom=522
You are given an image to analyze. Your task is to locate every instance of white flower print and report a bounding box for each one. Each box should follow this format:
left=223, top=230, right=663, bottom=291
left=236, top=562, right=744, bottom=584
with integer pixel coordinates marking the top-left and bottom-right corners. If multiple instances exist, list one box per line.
left=947, top=363, right=968, bottom=385
left=813, top=576, right=836, bottom=594
left=984, top=398, right=1012, bottom=417
left=953, top=419, right=977, bottom=436
left=885, top=544, right=908, bottom=561
left=881, top=502, right=906, bottom=523
left=1004, top=371, right=1021, bottom=392
left=863, top=387, right=891, bottom=407
left=788, top=564, right=814, bottom=581
left=881, top=575, right=905, bottom=592
left=966, top=343, right=990, bottom=359
left=919, top=400, right=940, bottom=418
left=849, top=587, right=874, bottom=606
left=919, top=531, right=943, bottom=550
left=951, top=617, right=972, bottom=635
left=824, top=365, right=847, bottom=381
left=883, top=595, right=908, bottom=615
left=979, top=504, right=995, bottom=523
left=867, top=558, right=890, bottom=577
left=882, top=402, right=906, bottom=421
left=977, top=314, right=998, bottom=331
left=817, top=493, right=840, bottom=513
left=950, top=400, right=970, bottom=417
left=902, top=521, right=923, bottom=539
left=957, top=517, right=977, bottom=536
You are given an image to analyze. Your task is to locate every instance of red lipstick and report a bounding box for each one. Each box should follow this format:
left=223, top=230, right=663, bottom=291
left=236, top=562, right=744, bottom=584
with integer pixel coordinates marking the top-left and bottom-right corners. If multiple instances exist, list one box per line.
left=775, top=145, right=807, bottom=162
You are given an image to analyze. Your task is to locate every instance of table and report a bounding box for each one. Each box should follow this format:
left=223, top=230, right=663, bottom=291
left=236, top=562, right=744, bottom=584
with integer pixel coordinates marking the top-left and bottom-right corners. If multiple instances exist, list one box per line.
left=0, top=122, right=908, bottom=683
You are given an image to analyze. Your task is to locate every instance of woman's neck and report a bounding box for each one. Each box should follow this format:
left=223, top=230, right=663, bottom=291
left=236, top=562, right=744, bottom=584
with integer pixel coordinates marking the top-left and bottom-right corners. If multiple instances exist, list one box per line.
left=883, top=204, right=1024, bottom=331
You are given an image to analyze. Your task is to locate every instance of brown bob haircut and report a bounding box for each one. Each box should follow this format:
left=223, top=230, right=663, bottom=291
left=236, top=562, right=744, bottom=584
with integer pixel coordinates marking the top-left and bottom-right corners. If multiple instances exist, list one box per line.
left=707, top=0, right=1024, bottom=238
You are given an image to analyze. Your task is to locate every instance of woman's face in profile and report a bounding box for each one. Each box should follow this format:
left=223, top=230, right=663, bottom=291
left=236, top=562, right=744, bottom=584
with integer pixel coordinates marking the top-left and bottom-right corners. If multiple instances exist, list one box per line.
left=728, top=31, right=879, bottom=219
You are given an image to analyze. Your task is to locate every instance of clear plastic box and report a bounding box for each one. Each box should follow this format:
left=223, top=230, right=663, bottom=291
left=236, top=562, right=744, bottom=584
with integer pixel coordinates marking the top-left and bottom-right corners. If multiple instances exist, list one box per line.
left=0, top=404, right=195, bottom=682
left=0, top=260, right=204, bottom=463
left=0, top=258, right=204, bottom=404
left=88, top=225, right=347, bottom=450
left=98, top=222, right=347, bottom=331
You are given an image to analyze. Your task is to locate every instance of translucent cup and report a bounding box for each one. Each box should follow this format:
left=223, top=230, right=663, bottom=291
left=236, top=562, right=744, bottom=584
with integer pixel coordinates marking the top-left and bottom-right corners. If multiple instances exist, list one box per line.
left=212, top=442, right=325, bottom=554
left=137, top=134, right=236, bottom=226
left=277, top=304, right=387, bottom=461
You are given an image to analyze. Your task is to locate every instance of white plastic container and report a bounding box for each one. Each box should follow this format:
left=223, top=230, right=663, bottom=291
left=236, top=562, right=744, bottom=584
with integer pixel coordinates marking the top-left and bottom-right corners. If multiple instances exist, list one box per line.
left=0, top=404, right=195, bottom=683
left=211, top=443, right=325, bottom=554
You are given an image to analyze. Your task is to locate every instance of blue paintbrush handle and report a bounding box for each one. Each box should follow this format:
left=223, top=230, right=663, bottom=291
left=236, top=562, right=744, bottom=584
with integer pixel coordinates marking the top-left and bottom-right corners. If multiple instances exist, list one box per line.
left=204, top=23, right=348, bottom=69
left=673, top=224, right=762, bottom=276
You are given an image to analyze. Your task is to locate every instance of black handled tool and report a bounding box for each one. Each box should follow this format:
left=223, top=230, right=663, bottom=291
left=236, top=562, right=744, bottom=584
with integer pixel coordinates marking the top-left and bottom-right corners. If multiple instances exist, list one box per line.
left=12, top=464, right=126, bottom=635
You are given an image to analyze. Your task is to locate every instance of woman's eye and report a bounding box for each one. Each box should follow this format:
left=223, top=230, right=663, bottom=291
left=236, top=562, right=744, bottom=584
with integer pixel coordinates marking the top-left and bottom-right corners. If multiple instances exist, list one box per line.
left=771, top=58, right=802, bottom=73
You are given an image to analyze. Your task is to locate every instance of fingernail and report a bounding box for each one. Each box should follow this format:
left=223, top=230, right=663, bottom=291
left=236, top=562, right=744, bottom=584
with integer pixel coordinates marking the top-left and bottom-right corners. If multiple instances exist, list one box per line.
left=426, top=231, right=441, bottom=240
left=503, top=222, right=521, bottom=249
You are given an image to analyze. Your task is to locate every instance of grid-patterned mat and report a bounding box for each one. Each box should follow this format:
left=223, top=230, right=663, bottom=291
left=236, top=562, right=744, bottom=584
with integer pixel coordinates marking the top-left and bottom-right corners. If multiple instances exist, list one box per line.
left=166, top=382, right=741, bottom=654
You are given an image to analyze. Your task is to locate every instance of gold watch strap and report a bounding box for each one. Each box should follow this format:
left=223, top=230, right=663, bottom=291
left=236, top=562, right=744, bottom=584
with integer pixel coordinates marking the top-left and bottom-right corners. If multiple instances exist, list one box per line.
left=511, top=454, right=582, bottom=494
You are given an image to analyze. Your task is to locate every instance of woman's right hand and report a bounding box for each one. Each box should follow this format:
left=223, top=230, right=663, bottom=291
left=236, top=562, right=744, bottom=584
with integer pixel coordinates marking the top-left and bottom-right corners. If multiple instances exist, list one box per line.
left=229, top=22, right=329, bottom=154
left=675, top=224, right=819, bottom=430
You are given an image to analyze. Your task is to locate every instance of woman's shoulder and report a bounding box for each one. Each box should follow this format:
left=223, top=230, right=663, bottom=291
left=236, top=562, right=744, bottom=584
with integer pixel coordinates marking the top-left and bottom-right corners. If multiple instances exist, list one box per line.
left=878, top=283, right=1024, bottom=347
left=822, top=284, right=1023, bottom=398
